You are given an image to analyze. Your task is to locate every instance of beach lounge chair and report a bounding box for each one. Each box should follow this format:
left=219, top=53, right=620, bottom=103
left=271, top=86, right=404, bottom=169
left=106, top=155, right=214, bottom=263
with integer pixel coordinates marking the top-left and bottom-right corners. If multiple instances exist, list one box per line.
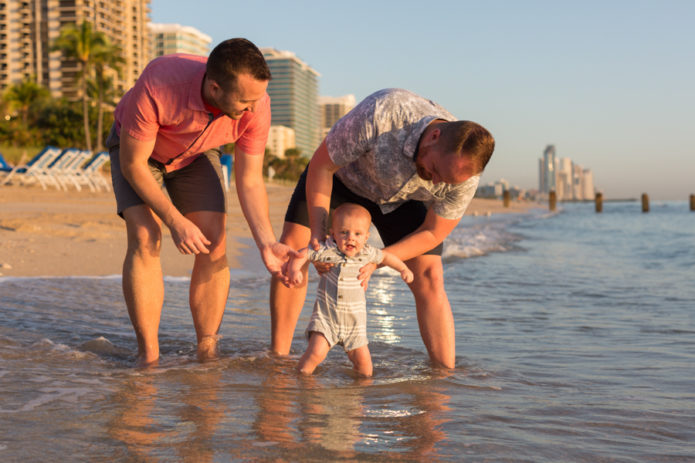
left=1, top=146, right=63, bottom=189
left=0, top=152, right=12, bottom=173
left=73, top=151, right=111, bottom=192
left=45, top=148, right=81, bottom=190
left=57, top=149, right=93, bottom=191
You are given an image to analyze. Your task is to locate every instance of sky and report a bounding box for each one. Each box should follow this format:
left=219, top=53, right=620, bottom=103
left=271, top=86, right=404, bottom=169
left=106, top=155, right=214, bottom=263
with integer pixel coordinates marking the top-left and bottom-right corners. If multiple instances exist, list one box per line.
left=150, top=0, right=694, bottom=200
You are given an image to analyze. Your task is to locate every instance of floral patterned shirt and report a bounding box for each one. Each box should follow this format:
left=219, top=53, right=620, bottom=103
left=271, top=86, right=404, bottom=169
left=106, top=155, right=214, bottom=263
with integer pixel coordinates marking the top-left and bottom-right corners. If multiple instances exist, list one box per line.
left=325, top=88, right=480, bottom=219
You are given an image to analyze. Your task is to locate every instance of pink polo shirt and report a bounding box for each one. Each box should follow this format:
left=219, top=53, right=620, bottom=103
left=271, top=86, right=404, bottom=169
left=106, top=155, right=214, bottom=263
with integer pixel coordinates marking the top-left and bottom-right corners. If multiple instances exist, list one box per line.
left=114, top=53, right=270, bottom=172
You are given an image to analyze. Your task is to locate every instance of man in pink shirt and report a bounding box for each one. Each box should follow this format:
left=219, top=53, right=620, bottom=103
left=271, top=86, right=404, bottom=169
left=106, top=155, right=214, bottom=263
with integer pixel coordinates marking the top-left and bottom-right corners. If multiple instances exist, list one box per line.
left=106, top=38, right=297, bottom=366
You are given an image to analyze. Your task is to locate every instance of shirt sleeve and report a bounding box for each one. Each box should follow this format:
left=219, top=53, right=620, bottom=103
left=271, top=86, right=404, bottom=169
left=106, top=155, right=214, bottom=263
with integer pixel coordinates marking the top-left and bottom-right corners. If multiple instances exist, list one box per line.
left=118, top=73, right=161, bottom=142
left=432, top=175, right=481, bottom=219
left=307, top=244, right=338, bottom=263
left=324, top=96, right=377, bottom=166
left=363, top=245, right=384, bottom=265
left=235, top=94, right=271, bottom=156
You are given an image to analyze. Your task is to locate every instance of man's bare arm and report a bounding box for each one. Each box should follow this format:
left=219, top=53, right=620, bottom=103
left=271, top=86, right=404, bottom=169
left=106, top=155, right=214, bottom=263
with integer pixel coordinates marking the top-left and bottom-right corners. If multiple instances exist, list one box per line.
left=235, top=149, right=299, bottom=280
left=119, top=132, right=211, bottom=254
left=305, top=140, right=340, bottom=248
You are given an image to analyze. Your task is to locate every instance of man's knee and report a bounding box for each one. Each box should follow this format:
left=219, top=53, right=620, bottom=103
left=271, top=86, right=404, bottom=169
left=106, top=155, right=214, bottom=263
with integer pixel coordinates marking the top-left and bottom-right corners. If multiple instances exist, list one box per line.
left=408, top=257, right=446, bottom=294
left=188, top=211, right=227, bottom=253
left=124, top=212, right=162, bottom=257
left=279, top=221, right=310, bottom=248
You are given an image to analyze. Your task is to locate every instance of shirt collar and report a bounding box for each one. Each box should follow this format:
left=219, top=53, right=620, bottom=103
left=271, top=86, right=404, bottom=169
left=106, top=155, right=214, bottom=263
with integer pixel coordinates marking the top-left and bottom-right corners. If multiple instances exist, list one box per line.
left=403, top=115, right=439, bottom=161
left=187, top=67, right=209, bottom=113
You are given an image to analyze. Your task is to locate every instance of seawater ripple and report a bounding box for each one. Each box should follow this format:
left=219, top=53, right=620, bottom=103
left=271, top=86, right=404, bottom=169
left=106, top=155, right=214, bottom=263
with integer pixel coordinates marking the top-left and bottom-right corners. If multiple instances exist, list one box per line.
left=1, top=201, right=694, bottom=461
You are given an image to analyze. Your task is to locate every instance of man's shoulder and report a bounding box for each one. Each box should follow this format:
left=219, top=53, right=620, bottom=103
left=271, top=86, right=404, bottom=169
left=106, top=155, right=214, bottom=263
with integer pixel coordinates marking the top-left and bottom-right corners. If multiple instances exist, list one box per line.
left=141, top=54, right=207, bottom=85
left=365, top=88, right=455, bottom=125
left=368, top=88, right=433, bottom=107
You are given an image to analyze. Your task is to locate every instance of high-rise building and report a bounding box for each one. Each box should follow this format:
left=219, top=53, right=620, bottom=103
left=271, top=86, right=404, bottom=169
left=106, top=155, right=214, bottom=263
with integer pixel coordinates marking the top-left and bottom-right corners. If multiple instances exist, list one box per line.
left=557, top=157, right=573, bottom=200
left=537, top=145, right=596, bottom=200
left=539, top=144, right=556, bottom=194
left=319, top=94, right=355, bottom=138
left=261, top=48, right=320, bottom=157
left=149, top=23, right=211, bottom=58
left=266, top=125, right=295, bottom=159
left=581, top=169, right=595, bottom=200
left=0, top=0, right=151, bottom=99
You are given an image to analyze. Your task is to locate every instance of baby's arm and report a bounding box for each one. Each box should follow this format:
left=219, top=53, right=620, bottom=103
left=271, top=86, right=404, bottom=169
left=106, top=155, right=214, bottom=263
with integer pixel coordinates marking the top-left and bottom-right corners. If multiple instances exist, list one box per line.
left=380, top=251, right=414, bottom=283
left=287, top=248, right=311, bottom=286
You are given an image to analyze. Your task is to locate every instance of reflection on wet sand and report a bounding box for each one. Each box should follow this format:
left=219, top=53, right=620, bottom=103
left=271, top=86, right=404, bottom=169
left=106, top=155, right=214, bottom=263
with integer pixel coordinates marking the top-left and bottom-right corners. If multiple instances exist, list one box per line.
left=250, top=356, right=453, bottom=460
left=101, top=346, right=454, bottom=461
left=107, top=367, right=225, bottom=462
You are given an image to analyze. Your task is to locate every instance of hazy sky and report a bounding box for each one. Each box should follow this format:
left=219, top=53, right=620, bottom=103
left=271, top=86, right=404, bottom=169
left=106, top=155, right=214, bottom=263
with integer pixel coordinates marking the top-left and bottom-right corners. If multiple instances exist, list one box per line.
left=151, top=0, right=694, bottom=199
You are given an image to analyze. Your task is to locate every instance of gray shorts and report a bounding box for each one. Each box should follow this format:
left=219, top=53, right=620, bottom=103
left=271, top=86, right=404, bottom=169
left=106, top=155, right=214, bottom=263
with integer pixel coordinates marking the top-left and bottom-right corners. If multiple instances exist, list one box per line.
left=107, top=126, right=226, bottom=217
left=306, top=305, right=368, bottom=353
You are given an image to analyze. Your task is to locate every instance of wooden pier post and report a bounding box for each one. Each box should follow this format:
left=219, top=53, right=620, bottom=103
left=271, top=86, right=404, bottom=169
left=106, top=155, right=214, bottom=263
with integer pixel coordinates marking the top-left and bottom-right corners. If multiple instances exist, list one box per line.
left=503, top=190, right=510, bottom=208
left=690, top=194, right=695, bottom=212
left=641, top=193, right=649, bottom=213
left=549, top=190, right=557, bottom=212
left=595, top=192, right=603, bottom=213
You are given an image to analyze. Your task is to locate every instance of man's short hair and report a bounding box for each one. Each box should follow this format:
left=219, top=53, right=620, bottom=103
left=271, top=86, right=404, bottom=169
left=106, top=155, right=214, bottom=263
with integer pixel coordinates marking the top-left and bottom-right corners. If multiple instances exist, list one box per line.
left=206, top=38, right=271, bottom=90
left=440, top=121, right=495, bottom=173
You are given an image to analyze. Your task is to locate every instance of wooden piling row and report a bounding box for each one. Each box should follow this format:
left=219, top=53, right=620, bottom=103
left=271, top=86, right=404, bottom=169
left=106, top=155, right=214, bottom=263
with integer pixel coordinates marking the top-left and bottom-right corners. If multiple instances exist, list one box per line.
left=549, top=191, right=557, bottom=211
left=517, top=193, right=694, bottom=213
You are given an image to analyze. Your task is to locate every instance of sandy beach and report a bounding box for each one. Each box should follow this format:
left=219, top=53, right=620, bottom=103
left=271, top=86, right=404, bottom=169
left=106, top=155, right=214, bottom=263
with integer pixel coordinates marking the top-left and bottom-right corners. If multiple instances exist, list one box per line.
left=0, top=182, right=534, bottom=277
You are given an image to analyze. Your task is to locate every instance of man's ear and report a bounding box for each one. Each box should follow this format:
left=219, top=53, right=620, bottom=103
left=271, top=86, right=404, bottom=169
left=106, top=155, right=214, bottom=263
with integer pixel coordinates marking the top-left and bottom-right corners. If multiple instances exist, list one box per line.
left=430, top=127, right=441, bottom=140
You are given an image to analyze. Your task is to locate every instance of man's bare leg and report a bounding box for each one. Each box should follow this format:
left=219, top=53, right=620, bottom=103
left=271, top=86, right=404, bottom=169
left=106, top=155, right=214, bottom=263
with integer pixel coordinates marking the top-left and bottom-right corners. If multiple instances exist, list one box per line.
left=122, top=205, right=164, bottom=366
left=406, top=255, right=456, bottom=368
left=187, top=211, right=229, bottom=362
left=269, top=221, right=311, bottom=355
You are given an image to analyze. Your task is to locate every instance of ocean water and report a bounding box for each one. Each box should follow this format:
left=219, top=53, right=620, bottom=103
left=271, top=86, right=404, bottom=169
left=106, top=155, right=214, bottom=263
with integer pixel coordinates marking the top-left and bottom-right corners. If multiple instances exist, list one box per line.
left=1, top=201, right=693, bottom=462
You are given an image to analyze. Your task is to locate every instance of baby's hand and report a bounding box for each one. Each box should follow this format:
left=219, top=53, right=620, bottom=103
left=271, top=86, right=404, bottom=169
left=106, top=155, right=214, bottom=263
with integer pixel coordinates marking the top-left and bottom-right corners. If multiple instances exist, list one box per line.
left=289, top=269, right=304, bottom=286
left=286, top=248, right=309, bottom=287
left=400, top=267, right=414, bottom=284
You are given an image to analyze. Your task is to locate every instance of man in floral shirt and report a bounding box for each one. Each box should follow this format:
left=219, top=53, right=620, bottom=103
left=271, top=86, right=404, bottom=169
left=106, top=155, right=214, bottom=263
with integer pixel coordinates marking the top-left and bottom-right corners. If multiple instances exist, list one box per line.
left=271, top=88, right=495, bottom=368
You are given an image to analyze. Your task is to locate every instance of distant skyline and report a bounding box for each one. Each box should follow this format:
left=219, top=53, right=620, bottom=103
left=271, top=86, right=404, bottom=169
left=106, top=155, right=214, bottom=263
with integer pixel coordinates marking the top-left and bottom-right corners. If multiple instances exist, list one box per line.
left=151, top=0, right=694, bottom=200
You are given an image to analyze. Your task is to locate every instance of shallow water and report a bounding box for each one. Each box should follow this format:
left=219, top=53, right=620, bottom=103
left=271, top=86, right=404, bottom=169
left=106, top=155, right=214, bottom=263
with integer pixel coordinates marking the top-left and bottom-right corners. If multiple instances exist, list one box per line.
left=1, top=201, right=694, bottom=461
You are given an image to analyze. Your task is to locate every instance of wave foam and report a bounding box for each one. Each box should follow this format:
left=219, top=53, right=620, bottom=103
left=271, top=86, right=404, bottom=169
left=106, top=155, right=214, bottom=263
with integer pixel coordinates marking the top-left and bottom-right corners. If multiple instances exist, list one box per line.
left=443, top=219, right=524, bottom=261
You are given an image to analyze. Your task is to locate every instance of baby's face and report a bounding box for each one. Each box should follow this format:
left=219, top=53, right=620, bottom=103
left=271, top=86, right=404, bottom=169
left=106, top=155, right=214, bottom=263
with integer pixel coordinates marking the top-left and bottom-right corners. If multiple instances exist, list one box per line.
left=330, top=213, right=370, bottom=257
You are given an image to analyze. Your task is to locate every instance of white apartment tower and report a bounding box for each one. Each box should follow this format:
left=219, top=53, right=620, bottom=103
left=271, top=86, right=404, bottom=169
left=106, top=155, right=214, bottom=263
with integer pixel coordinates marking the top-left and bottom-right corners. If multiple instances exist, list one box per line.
left=581, top=169, right=595, bottom=200
left=266, top=125, right=295, bottom=159
left=149, top=23, right=211, bottom=58
left=319, top=94, right=355, bottom=138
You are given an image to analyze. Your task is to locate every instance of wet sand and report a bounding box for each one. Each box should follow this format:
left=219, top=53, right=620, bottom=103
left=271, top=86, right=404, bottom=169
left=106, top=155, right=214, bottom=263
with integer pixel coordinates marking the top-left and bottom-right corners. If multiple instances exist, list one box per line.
left=0, top=182, right=534, bottom=277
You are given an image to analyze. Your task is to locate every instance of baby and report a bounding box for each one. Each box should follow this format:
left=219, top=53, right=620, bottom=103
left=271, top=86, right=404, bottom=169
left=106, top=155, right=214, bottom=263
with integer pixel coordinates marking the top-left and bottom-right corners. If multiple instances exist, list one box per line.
left=289, top=203, right=413, bottom=376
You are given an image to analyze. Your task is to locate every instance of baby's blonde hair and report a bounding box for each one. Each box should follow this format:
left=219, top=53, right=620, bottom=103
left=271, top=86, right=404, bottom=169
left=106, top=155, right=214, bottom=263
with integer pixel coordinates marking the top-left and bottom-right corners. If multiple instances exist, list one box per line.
left=331, top=203, right=371, bottom=228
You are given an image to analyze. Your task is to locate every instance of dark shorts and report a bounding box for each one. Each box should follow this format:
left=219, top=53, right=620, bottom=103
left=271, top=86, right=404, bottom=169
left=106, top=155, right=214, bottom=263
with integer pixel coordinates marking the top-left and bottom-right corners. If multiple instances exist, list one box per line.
left=107, top=125, right=226, bottom=217
left=285, top=167, right=443, bottom=256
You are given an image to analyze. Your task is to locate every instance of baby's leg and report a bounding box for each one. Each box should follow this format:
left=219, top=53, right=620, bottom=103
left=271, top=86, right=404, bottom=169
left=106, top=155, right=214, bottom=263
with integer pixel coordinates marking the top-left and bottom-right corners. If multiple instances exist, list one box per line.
left=347, top=345, right=373, bottom=377
left=298, top=332, right=331, bottom=375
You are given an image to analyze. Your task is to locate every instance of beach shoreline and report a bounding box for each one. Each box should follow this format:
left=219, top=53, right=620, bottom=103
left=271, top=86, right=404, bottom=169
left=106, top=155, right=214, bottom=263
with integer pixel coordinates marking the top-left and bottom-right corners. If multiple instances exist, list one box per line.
left=0, top=182, right=535, bottom=277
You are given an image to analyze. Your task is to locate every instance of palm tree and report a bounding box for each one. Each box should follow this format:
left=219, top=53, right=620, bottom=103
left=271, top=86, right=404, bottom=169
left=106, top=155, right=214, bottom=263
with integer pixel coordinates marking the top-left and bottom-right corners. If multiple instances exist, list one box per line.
left=3, top=77, right=50, bottom=126
left=92, top=40, right=124, bottom=151
left=52, top=20, right=107, bottom=151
